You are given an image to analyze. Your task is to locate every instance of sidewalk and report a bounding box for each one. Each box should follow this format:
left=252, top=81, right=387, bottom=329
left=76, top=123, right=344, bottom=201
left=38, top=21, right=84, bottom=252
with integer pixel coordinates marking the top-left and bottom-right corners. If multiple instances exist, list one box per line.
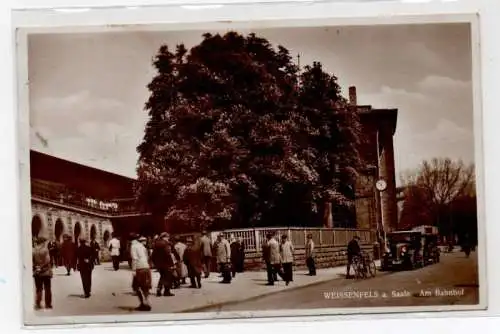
left=34, top=261, right=374, bottom=316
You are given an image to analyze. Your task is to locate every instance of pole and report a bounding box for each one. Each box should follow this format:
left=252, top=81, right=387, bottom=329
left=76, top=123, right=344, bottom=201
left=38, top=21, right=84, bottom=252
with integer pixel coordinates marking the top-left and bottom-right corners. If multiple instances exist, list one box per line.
left=376, top=130, right=387, bottom=253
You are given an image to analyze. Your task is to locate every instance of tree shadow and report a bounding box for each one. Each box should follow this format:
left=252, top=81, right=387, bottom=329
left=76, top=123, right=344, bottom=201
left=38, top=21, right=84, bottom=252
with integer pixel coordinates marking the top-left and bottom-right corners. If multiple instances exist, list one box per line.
left=116, top=306, right=137, bottom=312
left=123, top=292, right=137, bottom=296
left=251, top=279, right=268, bottom=282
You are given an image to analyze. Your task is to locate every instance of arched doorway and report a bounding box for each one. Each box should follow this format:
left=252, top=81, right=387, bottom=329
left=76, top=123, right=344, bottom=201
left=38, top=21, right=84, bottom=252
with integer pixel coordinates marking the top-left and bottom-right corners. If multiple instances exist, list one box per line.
left=74, top=222, right=82, bottom=243
left=31, top=215, right=43, bottom=238
left=103, top=230, right=110, bottom=245
left=90, top=225, right=97, bottom=241
left=54, top=219, right=64, bottom=242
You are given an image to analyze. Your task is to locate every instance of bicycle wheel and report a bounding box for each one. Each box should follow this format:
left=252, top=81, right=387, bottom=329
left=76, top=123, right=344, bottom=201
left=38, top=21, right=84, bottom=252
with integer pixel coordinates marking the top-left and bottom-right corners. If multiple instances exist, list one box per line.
left=353, top=259, right=364, bottom=279
left=367, top=260, right=377, bottom=278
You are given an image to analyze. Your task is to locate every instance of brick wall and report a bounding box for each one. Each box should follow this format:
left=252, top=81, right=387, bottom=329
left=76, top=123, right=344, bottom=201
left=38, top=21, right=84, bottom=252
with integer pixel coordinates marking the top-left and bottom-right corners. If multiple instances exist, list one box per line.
left=355, top=174, right=377, bottom=230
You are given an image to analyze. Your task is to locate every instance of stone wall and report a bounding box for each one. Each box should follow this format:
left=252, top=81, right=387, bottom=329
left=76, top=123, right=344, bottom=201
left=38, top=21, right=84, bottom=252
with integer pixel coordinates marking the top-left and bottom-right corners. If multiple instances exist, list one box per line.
left=230, top=244, right=376, bottom=272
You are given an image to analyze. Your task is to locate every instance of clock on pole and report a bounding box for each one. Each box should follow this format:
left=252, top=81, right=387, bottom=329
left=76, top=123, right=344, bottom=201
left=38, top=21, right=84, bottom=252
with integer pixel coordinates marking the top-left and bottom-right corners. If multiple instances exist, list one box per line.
left=376, top=179, right=387, bottom=191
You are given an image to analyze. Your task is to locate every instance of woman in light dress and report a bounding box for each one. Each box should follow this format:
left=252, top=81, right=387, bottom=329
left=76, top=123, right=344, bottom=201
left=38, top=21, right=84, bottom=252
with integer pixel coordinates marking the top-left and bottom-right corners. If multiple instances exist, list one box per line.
left=174, top=236, right=188, bottom=284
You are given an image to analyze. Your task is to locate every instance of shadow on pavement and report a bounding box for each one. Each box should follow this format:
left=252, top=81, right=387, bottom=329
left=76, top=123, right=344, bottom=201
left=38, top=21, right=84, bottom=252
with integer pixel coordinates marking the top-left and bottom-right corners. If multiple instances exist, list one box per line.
left=251, top=279, right=268, bottom=283
left=122, top=292, right=136, bottom=296
left=116, top=306, right=136, bottom=312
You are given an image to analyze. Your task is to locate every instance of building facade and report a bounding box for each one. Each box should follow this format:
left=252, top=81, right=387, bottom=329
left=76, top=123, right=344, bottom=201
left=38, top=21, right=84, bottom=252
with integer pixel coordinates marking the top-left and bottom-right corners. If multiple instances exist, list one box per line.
left=348, top=86, right=399, bottom=234
left=30, top=151, right=150, bottom=251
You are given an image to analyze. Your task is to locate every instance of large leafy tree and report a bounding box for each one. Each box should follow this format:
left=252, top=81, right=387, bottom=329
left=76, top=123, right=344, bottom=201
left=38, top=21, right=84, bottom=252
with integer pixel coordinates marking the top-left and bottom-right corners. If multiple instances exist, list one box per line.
left=136, top=32, right=362, bottom=233
left=298, top=62, right=362, bottom=226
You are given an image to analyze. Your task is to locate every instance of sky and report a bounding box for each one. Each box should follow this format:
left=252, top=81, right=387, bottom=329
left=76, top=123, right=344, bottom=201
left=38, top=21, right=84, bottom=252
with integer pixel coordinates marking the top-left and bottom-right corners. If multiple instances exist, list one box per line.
left=27, top=23, right=474, bottom=185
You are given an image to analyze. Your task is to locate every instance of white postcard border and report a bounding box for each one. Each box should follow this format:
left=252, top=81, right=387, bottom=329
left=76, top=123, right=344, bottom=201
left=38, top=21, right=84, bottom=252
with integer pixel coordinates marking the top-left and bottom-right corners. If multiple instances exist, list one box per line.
left=13, top=2, right=487, bottom=328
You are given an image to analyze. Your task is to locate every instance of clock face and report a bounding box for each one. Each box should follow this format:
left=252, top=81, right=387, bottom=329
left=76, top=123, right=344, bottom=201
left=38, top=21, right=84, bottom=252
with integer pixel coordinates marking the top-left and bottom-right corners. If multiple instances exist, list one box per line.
left=376, top=179, right=387, bottom=191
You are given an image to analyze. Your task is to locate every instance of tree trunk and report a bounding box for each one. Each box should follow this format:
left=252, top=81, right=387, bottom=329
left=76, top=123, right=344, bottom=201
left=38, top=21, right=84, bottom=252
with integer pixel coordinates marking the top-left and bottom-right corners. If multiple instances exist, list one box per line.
left=323, top=201, right=333, bottom=228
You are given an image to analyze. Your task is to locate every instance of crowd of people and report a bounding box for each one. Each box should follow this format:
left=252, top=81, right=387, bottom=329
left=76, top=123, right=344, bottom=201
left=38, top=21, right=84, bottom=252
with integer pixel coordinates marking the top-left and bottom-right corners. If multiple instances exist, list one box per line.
left=31, top=230, right=326, bottom=312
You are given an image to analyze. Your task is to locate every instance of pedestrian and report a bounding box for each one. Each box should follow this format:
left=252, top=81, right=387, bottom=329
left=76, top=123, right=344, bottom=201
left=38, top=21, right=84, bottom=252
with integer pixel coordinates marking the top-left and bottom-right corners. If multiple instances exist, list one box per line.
left=130, top=234, right=153, bottom=311
left=90, top=237, right=101, bottom=265
left=108, top=233, right=121, bottom=271
left=230, top=235, right=240, bottom=278
left=200, top=230, right=212, bottom=278
left=151, top=232, right=175, bottom=297
left=170, top=242, right=180, bottom=289
left=32, top=236, right=53, bottom=310
left=262, top=233, right=273, bottom=284
left=212, top=238, right=222, bottom=277
left=237, top=236, right=245, bottom=273
left=174, top=236, right=188, bottom=285
left=462, top=235, right=471, bottom=258
left=61, top=234, right=76, bottom=276
left=55, top=239, right=62, bottom=267
left=47, top=239, right=58, bottom=268
left=346, top=235, right=361, bottom=279
left=280, top=235, right=294, bottom=285
left=305, top=234, right=316, bottom=276
left=76, top=238, right=94, bottom=298
left=216, top=233, right=232, bottom=283
left=266, top=232, right=285, bottom=286
left=183, top=236, right=204, bottom=288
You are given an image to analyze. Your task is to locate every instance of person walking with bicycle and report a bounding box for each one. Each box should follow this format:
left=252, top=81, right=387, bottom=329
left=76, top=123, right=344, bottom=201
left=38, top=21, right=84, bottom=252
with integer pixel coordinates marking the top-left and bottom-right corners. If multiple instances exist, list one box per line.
left=346, top=236, right=361, bottom=279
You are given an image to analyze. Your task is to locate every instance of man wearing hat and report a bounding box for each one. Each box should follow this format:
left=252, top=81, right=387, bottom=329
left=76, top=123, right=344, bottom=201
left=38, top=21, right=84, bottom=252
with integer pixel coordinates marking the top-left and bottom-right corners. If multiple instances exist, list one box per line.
left=305, top=234, right=316, bottom=276
left=151, top=232, right=175, bottom=297
left=216, top=233, right=232, bottom=283
left=200, top=230, right=212, bottom=278
left=183, top=236, right=203, bottom=288
left=61, top=234, right=77, bottom=276
left=32, top=236, right=53, bottom=310
left=76, top=238, right=94, bottom=298
left=130, top=233, right=153, bottom=311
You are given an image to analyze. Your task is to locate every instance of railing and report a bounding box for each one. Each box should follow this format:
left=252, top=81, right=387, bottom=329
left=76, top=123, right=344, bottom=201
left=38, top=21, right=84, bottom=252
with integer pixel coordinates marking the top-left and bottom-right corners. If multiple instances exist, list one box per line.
left=30, top=179, right=145, bottom=217
left=209, top=227, right=377, bottom=253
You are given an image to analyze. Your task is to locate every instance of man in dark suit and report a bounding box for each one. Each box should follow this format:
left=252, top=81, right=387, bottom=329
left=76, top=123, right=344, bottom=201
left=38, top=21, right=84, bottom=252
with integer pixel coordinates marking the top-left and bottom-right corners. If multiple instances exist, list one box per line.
left=184, top=236, right=204, bottom=288
left=90, top=238, right=101, bottom=265
left=151, top=233, right=175, bottom=297
left=77, top=238, right=94, bottom=298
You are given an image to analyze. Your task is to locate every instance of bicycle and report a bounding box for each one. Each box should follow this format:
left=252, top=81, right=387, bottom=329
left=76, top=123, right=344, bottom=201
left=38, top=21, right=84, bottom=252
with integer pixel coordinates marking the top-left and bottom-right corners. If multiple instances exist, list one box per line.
left=352, top=252, right=377, bottom=279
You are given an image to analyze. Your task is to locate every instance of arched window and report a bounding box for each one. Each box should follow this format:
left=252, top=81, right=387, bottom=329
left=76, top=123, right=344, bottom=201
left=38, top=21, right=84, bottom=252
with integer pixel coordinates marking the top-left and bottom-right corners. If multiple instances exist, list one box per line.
left=54, top=219, right=64, bottom=242
left=31, top=215, right=43, bottom=238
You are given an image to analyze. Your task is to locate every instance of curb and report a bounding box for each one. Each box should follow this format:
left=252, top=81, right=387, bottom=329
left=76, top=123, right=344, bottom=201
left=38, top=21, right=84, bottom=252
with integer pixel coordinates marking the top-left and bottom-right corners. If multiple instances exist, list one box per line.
left=178, top=272, right=345, bottom=313
left=179, top=260, right=383, bottom=313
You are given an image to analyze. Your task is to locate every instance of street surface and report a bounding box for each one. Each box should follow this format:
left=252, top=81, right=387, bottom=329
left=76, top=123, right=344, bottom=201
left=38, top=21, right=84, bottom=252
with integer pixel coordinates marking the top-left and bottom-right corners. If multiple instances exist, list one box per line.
left=29, top=250, right=479, bottom=318
left=200, top=251, right=479, bottom=312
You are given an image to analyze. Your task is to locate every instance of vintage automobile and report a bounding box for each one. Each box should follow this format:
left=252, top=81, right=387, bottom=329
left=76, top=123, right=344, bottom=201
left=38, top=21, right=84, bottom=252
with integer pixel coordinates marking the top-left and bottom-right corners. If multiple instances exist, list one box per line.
left=381, top=228, right=440, bottom=271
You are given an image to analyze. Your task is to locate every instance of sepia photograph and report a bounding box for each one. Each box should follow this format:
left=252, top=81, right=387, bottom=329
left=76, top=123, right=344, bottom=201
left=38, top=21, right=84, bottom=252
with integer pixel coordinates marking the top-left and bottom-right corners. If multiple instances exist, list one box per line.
left=17, top=16, right=485, bottom=325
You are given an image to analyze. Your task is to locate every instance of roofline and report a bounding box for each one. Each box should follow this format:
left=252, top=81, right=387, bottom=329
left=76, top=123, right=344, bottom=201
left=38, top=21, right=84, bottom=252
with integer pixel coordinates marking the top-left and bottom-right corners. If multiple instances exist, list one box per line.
left=372, top=108, right=398, bottom=136
left=30, top=149, right=137, bottom=182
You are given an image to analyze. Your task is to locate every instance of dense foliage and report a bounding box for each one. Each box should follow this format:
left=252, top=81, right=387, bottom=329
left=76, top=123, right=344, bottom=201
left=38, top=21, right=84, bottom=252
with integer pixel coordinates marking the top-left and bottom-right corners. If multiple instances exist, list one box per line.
left=136, top=32, right=362, bottom=233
